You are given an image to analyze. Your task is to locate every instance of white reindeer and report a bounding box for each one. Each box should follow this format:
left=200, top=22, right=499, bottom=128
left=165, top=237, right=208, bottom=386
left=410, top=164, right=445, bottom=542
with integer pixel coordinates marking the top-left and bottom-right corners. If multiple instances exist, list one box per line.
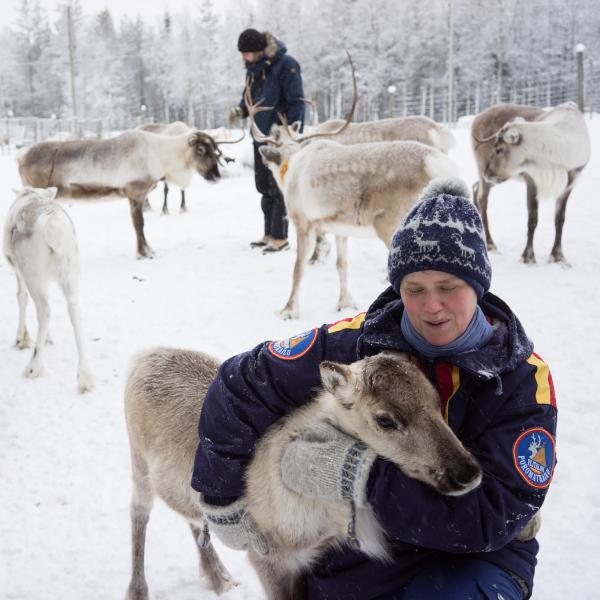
left=3, top=187, right=93, bottom=393
left=451, top=233, right=475, bottom=259
left=471, top=102, right=590, bottom=263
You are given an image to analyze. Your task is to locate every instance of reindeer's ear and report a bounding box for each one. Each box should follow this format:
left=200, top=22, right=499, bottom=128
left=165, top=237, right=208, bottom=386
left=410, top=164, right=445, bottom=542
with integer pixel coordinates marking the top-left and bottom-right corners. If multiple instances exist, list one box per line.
left=187, top=133, right=199, bottom=146
left=45, top=187, right=58, bottom=200
left=290, top=120, right=302, bottom=133
left=258, top=145, right=282, bottom=165
left=319, top=361, right=354, bottom=407
left=503, top=127, right=521, bottom=145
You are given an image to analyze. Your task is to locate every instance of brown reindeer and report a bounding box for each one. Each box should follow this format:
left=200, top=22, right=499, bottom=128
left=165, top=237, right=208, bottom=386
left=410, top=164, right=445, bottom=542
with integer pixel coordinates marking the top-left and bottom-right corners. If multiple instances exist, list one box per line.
left=124, top=348, right=483, bottom=600
left=17, top=129, right=228, bottom=258
left=471, top=102, right=590, bottom=263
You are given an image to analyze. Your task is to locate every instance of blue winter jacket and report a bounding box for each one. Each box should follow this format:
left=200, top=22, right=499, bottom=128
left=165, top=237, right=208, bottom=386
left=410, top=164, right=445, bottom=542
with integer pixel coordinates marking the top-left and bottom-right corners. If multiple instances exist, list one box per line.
left=192, top=287, right=557, bottom=599
left=237, top=32, right=305, bottom=141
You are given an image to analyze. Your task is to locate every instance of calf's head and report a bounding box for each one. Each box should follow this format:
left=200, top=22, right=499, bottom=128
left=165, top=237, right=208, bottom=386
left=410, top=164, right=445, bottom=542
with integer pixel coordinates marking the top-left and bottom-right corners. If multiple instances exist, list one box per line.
left=187, top=132, right=221, bottom=182
left=320, top=353, right=482, bottom=496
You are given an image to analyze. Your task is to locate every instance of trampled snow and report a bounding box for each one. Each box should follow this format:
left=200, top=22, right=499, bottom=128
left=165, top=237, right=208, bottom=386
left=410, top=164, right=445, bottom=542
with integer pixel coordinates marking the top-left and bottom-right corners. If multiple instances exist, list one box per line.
left=0, top=122, right=598, bottom=599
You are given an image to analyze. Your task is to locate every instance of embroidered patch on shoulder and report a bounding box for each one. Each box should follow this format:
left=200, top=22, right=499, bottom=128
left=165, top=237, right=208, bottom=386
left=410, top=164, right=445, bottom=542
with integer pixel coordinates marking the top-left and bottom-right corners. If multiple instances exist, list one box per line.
left=513, top=428, right=555, bottom=489
left=268, top=328, right=317, bottom=360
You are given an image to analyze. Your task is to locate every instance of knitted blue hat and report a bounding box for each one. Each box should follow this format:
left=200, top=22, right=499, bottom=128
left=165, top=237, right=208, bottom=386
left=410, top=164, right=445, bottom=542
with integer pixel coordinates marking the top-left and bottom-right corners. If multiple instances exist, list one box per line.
left=387, top=178, right=491, bottom=299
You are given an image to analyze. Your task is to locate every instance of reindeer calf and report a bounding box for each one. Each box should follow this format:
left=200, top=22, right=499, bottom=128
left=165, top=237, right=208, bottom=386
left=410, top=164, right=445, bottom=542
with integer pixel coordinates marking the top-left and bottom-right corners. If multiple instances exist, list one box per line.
left=124, top=348, right=482, bottom=599
left=3, top=187, right=93, bottom=393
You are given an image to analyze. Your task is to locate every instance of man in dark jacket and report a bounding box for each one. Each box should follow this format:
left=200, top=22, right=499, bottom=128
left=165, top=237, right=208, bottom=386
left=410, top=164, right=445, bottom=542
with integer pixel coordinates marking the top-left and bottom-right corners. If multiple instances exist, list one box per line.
left=229, top=29, right=305, bottom=253
left=192, top=178, right=557, bottom=599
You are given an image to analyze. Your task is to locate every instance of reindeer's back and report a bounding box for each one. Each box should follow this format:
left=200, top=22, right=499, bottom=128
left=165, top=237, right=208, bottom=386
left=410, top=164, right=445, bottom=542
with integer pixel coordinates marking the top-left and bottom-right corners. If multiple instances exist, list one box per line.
left=125, top=348, right=220, bottom=515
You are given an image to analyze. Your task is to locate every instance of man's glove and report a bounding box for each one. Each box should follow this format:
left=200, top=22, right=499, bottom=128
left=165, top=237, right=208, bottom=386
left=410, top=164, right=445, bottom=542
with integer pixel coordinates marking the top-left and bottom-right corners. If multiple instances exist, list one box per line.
left=228, top=106, right=244, bottom=126
left=280, top=421, right=377, bottom=508
left=199, top=496, right=269, bottom=555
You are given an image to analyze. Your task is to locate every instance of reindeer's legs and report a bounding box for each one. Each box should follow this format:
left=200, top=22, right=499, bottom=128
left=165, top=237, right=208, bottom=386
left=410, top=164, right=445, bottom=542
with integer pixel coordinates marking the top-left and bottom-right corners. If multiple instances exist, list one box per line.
left=189, top=523, right=235, bottom=594
left=126, top=451, right=154, bottom=600
left=522, top=175, right=538, bottom=264
left=550, top=169, right=580, bottom=264
left=281, top=224, right=315, bottom=320
left=308, top=233, right=331, bottom=264
left=161, top=181, right=169, bottom=215
left=335, top=236, right=357, bottom=311
left=128, top=196, right=154, bottom=258
left=180, top=189, right=187, bottom=213
left=248, top=552, right=306, bottom=600
left=58, top=276, right=94, bottom=393
left=23, top=278, right=50, bottom=378
left=473, top=179, right=497, bottom=251
left=14, top=271, right=31, bottom=349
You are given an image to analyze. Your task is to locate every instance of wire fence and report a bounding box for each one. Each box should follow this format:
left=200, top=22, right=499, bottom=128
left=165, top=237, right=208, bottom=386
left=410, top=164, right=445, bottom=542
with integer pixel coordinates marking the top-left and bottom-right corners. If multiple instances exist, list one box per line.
left=1, top=61, right=597, bottom=146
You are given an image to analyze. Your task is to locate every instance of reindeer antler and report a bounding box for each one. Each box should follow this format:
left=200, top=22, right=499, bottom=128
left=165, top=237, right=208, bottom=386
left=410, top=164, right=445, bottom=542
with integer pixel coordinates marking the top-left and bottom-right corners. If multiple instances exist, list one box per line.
left=281, top=50, right=358, bottom=144
left=213, top=130, right=246, bottom=145
left=244, top=85, right=280, bottom=145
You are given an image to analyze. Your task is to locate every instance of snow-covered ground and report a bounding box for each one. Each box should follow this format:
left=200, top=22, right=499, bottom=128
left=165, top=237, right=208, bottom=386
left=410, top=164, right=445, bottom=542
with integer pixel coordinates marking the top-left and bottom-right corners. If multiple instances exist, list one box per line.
left=1, top=122, right=599, bottom=600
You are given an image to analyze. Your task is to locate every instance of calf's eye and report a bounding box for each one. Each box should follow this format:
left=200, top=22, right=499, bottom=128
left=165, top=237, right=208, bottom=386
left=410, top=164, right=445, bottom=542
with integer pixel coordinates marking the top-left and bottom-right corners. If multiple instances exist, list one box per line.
left=375, top=414, right=397, bottom=430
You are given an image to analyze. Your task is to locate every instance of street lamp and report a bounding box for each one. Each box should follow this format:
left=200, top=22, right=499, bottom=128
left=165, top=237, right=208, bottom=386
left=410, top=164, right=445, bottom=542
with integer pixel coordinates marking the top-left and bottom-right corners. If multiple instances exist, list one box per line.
left=140, top=103, right=147, bottom=123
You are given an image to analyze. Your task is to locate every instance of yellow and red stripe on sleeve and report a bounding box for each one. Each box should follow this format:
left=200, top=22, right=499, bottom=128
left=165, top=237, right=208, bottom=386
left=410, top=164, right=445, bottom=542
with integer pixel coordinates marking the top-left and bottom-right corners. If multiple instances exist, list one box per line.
left=526, top=352, right=557, bottom=407
left=327, top=312, right=366, bottom=334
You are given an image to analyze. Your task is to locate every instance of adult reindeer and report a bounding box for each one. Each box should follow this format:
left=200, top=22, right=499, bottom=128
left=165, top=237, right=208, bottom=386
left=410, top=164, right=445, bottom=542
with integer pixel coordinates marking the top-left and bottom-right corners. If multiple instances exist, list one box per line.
left=246, top=58, right=459, bottom=318
left=137, top=122, right=239, bottom=215
left=273, top=113, right=455, bottom=264
left=125, top=348, right=482, bottom=600
left=17, top=128, right=233, bottom=257
left=471, top=102, right=590, bottom=263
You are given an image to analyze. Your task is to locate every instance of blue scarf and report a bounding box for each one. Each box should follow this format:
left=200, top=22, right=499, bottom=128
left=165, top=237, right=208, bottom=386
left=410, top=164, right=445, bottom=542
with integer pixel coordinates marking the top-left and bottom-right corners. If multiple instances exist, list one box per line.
left=401, top=305, right=494, bottom=359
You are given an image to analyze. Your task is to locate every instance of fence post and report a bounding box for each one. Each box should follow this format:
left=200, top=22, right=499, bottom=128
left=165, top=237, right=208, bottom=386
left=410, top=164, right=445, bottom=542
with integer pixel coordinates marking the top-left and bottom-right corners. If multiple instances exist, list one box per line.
left=402, top=81, right=407, bottom=117
left=575, top=43, right=585, bottom=112
left=588, top=58, right=593, bottom=118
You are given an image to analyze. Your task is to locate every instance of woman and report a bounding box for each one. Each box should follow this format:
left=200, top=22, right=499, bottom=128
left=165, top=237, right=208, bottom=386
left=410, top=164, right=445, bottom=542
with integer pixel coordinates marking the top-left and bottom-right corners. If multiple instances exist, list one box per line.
left=192, top=179, right=557, bottom=599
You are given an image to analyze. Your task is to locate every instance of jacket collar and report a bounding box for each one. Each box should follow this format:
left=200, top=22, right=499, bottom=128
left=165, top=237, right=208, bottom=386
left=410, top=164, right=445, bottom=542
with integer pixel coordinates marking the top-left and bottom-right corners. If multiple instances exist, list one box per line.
left=359, top=286, right=533, bottom=384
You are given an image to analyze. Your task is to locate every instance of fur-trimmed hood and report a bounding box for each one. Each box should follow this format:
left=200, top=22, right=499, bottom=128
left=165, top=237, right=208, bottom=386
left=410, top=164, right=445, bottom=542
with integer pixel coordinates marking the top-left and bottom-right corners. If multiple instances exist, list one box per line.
left=262, top=31, right=281, bottom=60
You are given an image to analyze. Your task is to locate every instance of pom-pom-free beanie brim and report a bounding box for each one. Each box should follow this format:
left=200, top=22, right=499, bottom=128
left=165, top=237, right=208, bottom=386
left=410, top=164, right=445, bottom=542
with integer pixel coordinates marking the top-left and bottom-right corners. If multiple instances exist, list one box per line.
left=387, top=178, right=491, bottom=298
left=238, top=29, right=267, bottom=52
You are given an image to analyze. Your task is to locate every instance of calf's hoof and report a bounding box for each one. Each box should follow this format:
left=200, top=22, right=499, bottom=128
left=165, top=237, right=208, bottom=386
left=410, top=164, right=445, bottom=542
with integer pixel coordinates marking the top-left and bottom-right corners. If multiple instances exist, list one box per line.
left=279, top=306, right=298, bottom=320
left=77, top=370, right=95, bottom=394
left=24, top=362, right=44, bottom=379
left=16, top=333, right=31, bottom=349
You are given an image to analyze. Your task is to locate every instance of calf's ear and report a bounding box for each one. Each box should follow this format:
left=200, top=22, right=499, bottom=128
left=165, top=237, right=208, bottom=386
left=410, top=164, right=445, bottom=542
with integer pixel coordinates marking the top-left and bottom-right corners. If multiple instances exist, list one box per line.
left=319, top=362, right=355, bottom=408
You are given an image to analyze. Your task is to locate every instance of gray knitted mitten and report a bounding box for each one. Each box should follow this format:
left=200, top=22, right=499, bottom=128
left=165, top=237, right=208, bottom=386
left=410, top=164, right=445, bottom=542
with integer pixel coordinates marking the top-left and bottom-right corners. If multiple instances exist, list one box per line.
left=281, top=421, right=377, bottom=507
left=198, top=496, right=269, bottom=555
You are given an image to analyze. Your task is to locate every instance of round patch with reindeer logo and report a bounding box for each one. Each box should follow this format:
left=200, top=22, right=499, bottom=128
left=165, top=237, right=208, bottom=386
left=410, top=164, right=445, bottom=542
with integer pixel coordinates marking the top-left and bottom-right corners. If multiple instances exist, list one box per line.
left=512, top=428, right=555, bottom=489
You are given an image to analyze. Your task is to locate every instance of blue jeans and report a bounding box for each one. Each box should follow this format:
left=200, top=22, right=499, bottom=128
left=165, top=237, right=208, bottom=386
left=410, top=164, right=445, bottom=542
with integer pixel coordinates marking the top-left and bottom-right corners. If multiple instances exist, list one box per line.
left=388, top=556, right=525, bottom=600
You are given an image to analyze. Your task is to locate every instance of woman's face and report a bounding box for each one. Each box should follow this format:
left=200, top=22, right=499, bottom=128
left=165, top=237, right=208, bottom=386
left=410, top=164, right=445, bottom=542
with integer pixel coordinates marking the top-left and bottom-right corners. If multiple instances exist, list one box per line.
left=399, top=270, right=478, bottom=346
